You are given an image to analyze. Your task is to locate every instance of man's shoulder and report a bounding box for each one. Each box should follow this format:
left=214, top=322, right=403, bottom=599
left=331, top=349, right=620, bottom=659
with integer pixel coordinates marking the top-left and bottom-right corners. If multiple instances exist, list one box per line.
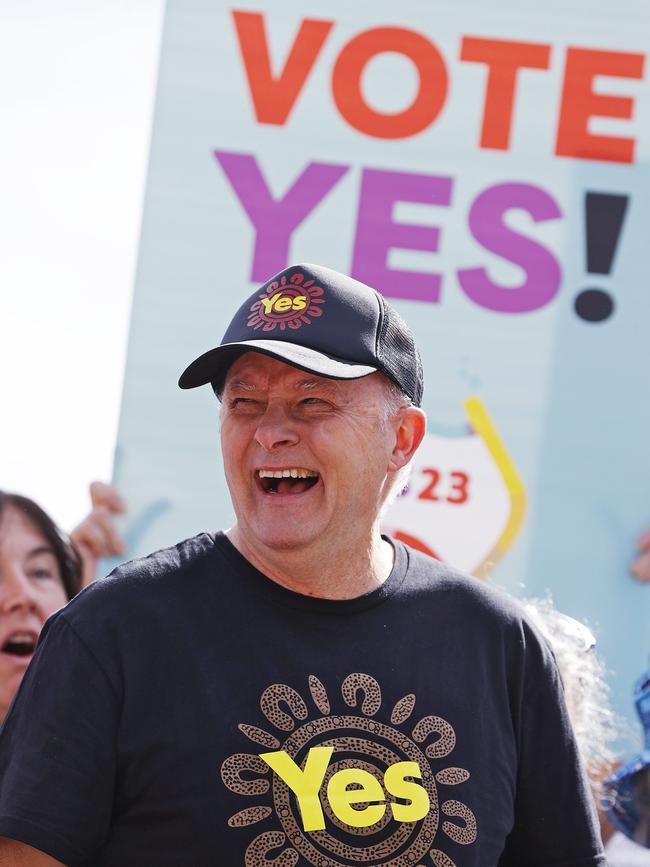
left=60, top=531, right=221, bottom=626
left=402, top=545, right=555, bottom=669
left=108, top=530, right=217, bottom=582
left=402, top=543, right=528, bottom=625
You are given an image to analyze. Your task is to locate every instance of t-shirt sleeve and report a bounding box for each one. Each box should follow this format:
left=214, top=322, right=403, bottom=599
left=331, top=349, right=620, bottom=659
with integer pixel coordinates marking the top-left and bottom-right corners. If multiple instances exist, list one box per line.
left=0, top=612, right=119, bottom=865
left=497, top=622, right=606, bottom=867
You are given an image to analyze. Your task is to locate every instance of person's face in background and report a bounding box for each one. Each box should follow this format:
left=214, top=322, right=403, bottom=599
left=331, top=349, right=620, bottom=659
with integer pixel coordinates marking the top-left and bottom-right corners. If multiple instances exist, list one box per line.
left=0, top=506, right=68, bottom=718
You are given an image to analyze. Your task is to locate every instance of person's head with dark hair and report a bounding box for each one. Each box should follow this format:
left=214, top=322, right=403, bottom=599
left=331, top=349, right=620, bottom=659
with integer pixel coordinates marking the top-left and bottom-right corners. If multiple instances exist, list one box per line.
left=0, top=491, right=82, bottom=719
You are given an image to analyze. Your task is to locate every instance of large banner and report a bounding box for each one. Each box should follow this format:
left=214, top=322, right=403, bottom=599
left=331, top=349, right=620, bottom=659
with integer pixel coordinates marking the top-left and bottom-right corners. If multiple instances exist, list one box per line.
left=114, top=0, right=650, bottom=731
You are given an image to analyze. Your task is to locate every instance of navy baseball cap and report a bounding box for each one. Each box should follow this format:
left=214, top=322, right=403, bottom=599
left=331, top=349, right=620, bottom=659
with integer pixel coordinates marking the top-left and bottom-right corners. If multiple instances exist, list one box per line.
left=178, top=263, right=423, bottom=406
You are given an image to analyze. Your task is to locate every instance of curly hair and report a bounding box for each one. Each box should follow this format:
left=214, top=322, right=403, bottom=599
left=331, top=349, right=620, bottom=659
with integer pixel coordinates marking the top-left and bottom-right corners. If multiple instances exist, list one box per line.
left=523, top=596, right=618, bottom=787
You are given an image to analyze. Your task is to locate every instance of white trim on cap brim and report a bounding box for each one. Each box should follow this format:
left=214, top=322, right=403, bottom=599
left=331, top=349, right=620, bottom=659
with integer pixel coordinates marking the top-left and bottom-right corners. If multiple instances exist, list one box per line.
left=178, top=339, right=378, bottom=389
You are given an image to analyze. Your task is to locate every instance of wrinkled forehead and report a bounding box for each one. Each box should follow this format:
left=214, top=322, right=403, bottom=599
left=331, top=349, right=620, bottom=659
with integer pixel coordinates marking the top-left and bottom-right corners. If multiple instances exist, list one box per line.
left=0, top=505, right=51, bottom=553
left=222, top=351, right=379, bottom=396
left=224, top=351, right=317, bottom=386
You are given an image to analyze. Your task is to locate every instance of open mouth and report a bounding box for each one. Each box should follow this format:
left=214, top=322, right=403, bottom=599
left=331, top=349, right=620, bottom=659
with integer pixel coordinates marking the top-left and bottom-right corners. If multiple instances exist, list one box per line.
left=1, top=632, right=37, bottom=658
left=257, top=468, right=320, bottom=495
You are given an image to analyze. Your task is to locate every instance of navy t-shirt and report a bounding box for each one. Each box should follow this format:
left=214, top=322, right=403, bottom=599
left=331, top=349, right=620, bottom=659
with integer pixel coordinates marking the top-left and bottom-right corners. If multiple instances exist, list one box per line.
left=0, top=533, right=605, bottom=866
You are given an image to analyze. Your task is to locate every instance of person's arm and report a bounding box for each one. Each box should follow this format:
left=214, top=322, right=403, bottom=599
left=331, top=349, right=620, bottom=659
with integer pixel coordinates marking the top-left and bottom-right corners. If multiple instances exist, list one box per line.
left=630, top=527, right=650, bottom=583
left=0, top=612, right=119, bottom=863
left=70, top=482, right=126, bottom=587
left=0, top=838, right=65, bottom=866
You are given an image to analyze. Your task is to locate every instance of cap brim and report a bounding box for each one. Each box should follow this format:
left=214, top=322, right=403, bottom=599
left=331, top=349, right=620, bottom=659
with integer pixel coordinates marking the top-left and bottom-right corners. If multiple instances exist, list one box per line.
left=178, top=340, right=378, bottom=389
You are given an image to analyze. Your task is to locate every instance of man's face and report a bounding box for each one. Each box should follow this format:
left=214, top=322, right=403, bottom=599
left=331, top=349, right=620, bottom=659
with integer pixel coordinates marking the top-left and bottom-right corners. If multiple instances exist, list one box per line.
left=220, top=353, right=400, bottom=553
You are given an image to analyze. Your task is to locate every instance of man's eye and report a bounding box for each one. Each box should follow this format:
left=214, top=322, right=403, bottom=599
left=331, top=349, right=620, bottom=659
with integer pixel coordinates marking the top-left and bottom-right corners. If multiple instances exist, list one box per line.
left=31, top=568, right=54, bottom=580
left=301, top=397, right=327, bottom=406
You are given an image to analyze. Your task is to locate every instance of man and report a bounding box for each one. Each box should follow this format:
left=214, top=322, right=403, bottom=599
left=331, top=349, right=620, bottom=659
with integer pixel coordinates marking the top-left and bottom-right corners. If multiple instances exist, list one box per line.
left=0, top=264, right=604, bottom=865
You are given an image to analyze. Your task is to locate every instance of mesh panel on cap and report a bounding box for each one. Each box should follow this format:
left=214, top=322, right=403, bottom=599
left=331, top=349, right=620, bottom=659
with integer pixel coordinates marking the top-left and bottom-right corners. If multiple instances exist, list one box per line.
left=377, top=300, right=423, bottom=406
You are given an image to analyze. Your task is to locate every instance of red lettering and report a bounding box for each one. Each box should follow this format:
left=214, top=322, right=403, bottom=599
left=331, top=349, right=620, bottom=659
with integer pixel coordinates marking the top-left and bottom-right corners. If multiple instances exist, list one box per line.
left=417, top=469, right=471, bottom=504
left=418, top=469, right=441, bottom=501
left=232, top=11, right=334, bottom=125
left=460, top=37, right=551, bottom=150
left=447, top=471, right=470, bottom=505
left=555, top=48, right=645, bottom=163
left=332, top=27, right=448, bottom=139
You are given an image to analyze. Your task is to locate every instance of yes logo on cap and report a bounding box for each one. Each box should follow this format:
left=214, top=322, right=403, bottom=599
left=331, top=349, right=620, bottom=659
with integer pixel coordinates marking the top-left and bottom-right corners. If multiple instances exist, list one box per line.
left=247, top=271, right=325, bottom=332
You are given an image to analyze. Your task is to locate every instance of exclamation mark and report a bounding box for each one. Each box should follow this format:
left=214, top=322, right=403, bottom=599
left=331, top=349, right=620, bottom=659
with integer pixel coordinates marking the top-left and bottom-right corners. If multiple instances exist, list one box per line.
left=574, top=192, right=629, bottom=322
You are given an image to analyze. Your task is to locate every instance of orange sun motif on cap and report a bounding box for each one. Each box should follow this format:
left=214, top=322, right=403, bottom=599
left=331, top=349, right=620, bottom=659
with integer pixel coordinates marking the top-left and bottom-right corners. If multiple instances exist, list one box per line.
left=247, top=271, right=325, bottom=332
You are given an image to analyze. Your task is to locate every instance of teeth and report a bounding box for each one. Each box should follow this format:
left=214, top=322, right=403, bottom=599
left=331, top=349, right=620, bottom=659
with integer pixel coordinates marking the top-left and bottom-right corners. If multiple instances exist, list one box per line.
left=258, top=468, right=318, bottom=479
left=8, top=634, right=34, bottom=644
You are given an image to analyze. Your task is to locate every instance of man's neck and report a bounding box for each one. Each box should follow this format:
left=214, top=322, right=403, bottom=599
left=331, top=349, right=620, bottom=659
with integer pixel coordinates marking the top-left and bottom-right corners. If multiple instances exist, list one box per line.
left=225, top=525, right=395, bottom=600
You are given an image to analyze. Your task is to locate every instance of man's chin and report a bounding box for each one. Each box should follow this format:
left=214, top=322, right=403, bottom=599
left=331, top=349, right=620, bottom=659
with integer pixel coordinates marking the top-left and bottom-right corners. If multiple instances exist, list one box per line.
left=232, top=510, right=327, bottom=554
left=254, top=530, right=316, bottom=551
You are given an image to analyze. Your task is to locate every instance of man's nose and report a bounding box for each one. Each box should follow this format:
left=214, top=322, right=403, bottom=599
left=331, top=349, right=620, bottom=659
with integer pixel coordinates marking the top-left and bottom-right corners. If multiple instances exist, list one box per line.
left=254, top=403, right=300, bottom=452
left=0, top=567, right=37, bottom=613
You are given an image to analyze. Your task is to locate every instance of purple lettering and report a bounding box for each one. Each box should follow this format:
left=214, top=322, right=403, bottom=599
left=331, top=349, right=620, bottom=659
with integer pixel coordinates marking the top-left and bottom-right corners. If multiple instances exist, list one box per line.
left=457, top=182, right=562, bottom=313
left=214, top=151, right=349, bottom=281
left=351, top=168, right=453, bottom=303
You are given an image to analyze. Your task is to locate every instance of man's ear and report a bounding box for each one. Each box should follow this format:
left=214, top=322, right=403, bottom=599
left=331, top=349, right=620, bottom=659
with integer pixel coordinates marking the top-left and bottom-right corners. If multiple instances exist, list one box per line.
left=388, top=407, right=426, bottom=472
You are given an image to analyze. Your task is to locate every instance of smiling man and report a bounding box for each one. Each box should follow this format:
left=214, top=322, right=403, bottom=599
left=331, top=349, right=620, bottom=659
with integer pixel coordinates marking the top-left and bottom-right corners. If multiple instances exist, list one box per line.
left=219, top=355, right=405, bottom=598
left=0, top=265, right=605, bottom=866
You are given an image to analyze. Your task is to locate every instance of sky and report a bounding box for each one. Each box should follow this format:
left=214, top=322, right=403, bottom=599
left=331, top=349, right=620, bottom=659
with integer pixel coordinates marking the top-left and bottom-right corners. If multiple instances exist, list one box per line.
left=1, top=1, right=165, bottom=530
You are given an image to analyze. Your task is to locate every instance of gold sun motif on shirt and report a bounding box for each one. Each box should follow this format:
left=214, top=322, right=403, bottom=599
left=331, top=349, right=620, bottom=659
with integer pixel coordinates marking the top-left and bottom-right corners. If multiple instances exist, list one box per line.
left=221, top=673, right=476, bottom=866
